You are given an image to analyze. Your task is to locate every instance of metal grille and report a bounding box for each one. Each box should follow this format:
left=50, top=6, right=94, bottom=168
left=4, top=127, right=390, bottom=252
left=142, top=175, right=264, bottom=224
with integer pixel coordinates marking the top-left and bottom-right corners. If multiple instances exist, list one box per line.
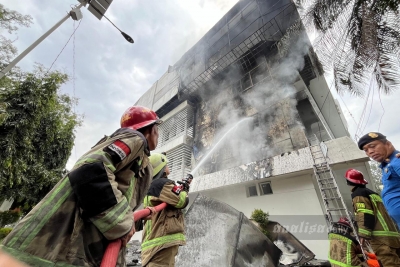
left=167, top=144, right=193, bottom=182
left=180, top=3, right=297, bottom=96
left=157, top=106, right=194, bottom=147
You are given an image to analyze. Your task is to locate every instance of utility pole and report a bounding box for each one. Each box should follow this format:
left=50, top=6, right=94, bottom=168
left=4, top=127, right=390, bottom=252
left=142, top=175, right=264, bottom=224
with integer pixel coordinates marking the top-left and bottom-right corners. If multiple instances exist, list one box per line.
left=0, top=0, right=134, bottom=79
left=0, top=2, right=87, bottom=79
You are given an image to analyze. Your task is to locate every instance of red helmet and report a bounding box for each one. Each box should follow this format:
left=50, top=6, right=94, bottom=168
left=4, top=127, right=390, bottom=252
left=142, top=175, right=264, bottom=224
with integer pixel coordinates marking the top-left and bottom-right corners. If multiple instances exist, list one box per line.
left=344, top=169, right=368, bottom=185
left=337, top=217, right=351, bottom=228
left=120, top=106, right=162, bottom=130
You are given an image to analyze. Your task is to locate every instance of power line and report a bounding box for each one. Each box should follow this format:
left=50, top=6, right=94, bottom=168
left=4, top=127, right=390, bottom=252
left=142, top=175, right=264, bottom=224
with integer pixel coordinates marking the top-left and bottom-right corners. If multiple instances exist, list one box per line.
left=360, top=80, right=375, bottom=134
left=354, top=74, right=374, bottom=139
left=337, top=93, right=358, bottom=125
left=47, top=18, right=83, bottom=73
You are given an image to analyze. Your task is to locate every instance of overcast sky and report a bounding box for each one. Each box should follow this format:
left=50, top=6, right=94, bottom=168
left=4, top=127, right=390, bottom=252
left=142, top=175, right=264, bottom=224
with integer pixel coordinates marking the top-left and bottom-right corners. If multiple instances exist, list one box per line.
left=3, top=0, right=400, bottom=169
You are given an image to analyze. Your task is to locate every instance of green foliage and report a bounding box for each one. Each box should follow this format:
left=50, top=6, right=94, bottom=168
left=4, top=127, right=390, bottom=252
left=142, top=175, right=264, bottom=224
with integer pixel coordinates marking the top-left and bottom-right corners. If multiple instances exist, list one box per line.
left=369, top=161, right=383, bottom=193
left=0, top=4, right=81, bottom=208
left=251, top=209, right=269, bottom=236
left=297, top=0, right=400, bottom=95
left=0, top=227, right=13, bottom=240
left=0, top=66, right=82, bottom=207
left=0, top=209, right=21, bottom=227
left=0, top=3, right=32, bottom=70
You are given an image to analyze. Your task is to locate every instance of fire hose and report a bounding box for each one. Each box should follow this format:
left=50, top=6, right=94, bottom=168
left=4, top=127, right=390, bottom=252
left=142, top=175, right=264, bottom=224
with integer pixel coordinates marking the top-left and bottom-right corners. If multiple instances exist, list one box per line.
left=100, top=202, right=168, bottom=267
left=100, top=174, right=193, bottom=267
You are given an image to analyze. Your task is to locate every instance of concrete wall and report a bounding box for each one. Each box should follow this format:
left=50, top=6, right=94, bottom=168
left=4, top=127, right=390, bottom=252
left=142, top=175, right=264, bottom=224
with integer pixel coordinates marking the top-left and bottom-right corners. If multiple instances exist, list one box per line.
left=324, top=136, right=368, bottom=165
left=308, top=76, right=350, bottom=138
left=191, top=136, right=368, bottom=192
left=191, top=147, right=314, bottom=192
left=134, top=69, right=179, bottom=111
left=201, top=174, right=329, bottom=260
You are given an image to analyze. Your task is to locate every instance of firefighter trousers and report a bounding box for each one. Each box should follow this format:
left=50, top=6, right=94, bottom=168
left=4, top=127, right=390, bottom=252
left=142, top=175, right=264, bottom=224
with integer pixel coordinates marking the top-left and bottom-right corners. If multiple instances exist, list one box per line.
left=145, top=245, right=179, bottom=267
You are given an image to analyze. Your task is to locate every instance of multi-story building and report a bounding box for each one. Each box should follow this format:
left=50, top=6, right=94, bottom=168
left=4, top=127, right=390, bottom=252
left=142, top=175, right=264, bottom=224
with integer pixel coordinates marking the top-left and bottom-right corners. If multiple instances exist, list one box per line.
left=134, top=0, right=374, bottom=260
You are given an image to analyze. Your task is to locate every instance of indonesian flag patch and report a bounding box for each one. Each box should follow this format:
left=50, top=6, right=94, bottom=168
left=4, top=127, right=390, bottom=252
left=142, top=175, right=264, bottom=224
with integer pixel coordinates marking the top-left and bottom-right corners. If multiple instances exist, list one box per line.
left=172, top=184, right=182, bottom=195
left=105, top=140, right=131, bottom=163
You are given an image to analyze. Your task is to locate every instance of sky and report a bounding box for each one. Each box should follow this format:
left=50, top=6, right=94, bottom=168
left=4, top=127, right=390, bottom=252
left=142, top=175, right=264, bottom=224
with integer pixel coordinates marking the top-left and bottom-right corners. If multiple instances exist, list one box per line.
left=3, top=0, right=400, bottom=170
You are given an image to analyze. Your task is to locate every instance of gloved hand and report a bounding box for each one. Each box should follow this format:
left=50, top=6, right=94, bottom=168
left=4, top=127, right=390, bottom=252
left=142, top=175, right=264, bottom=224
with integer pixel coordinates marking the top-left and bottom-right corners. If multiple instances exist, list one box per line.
left=144, top=207, right=157, bottom=220
left=366, top=253, right=382, bottom=267
left=177, top=180, right=190, bottom=192
left=121, top=224, right=135, bottom=247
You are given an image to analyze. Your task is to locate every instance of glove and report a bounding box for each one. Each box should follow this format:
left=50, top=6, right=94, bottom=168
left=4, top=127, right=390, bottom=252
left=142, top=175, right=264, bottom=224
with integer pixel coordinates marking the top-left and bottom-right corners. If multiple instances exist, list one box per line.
left=366, top=259, right=381, bottom=267
left=144, top=207, right=157, bottom=220
left=366, top=253, right=383, bottom=267
left=177, top=180, right=190, bottom=192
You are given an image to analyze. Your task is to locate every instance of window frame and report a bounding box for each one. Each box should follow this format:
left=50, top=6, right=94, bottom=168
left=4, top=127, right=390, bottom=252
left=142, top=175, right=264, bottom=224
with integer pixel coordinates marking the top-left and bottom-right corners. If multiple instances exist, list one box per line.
left=259, top=181, right=273, bottom=195
left=246, top=185, right=258, bottom=197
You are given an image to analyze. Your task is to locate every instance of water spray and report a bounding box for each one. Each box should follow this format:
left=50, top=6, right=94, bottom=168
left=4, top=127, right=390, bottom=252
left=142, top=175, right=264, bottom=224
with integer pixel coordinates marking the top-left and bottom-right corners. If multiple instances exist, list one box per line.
left=190, top=117, right=252, bottom=175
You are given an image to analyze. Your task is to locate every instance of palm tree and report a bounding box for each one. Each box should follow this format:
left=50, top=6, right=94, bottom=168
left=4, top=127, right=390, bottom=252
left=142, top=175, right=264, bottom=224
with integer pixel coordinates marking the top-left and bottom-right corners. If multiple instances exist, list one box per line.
left=295, top=0, right=400, bottom=96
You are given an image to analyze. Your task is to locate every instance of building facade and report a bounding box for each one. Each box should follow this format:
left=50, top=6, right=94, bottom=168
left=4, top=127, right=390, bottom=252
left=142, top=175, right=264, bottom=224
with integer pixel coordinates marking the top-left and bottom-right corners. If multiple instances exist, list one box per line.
left=135, top=0, right=374, bottom=260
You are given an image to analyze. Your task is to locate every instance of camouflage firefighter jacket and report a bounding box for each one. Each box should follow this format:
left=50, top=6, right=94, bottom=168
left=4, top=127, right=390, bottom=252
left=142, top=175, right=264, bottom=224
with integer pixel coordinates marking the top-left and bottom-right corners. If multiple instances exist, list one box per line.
left=141, top=178, right=189, bottom=266
left=352, top=186, right=400, bottom=248
left=328, top=232, right=366, bottom=267
left=1, top=128, right=153, bottom=267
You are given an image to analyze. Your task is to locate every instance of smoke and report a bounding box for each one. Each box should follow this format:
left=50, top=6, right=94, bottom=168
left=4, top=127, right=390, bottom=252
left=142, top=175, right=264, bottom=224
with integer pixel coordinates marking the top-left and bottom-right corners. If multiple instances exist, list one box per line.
left=194, top=31, right=312, bottom=175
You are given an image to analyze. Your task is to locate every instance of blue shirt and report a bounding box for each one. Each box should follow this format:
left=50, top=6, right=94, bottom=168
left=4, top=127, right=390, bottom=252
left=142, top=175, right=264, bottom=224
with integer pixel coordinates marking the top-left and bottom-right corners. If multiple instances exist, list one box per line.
left=380, top=150, right=400, bottom=227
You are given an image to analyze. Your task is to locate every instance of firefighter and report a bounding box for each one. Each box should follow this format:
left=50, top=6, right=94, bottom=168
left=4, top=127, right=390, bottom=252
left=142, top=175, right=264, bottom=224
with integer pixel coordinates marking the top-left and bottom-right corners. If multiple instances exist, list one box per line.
left=141, top=153, right=190, bottom=267
left=328, top=217, right=369, bottom=267
left=1, top=106, right=161, bottom=267
left=345, top=168, right=400, bottom=267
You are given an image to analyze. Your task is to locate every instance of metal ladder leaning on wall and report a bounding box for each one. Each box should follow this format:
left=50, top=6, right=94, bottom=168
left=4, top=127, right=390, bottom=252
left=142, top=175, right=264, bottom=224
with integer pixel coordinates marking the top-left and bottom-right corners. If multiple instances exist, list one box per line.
left=309, top=141, right=370, bottom=258
left=309, top=140, right=355, bottom=227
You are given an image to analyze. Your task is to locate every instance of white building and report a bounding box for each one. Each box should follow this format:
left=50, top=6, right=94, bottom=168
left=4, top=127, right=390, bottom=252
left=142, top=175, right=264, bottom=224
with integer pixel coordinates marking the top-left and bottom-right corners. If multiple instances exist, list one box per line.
left=134, top=0, right=375, bottom=260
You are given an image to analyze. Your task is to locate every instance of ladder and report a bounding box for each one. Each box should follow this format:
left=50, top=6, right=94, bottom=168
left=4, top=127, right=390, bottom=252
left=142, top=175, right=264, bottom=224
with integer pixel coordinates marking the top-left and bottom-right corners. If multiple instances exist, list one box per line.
left=309, top=138, right=370, bottom=259
left=309, top=142, right=355, bottom=227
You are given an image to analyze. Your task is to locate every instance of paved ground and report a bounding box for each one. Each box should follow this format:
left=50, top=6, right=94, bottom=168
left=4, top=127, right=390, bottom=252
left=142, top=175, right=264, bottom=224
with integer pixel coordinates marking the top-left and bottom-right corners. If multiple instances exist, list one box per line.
left=126, top=240, right=142, bottom=266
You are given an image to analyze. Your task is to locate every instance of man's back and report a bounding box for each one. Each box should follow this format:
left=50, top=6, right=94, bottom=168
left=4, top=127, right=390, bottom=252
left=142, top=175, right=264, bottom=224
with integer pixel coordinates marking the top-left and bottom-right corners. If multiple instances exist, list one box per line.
left=141, top=177, right=188, bottom=267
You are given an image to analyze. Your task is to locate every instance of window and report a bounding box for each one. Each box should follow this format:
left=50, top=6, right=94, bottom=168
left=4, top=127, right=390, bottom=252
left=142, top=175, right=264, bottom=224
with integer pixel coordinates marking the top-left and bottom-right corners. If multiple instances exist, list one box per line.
left=259, top=182, right=273, bottom=195
left=247, top=185, right=258, bottom=197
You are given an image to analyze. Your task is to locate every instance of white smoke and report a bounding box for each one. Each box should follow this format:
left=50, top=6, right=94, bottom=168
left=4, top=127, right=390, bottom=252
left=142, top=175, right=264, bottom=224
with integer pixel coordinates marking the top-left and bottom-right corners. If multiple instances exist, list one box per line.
left=194, top=32, right=312, bottom=174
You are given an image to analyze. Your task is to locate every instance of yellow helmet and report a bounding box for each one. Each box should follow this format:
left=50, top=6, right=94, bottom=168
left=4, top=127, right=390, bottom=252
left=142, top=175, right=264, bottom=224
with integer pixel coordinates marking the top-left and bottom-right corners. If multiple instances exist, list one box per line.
left=149, top=153, right=168, bottom=178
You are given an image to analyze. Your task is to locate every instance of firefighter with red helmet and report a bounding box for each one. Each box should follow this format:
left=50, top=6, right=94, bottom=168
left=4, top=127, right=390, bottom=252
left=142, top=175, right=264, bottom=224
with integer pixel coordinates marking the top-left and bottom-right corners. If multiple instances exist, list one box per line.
left=328, top=217, right=369, bottom=267
left=345, top=168, right=400, bottom=267
left=1, top=106, right=161, bottom=267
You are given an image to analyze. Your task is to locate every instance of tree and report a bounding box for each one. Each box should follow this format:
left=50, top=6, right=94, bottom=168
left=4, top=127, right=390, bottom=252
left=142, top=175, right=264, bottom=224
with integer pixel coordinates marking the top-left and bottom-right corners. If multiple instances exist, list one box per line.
left=250, top=209, right=270, bottom=237
left=0, top=3, right=32, bottom=70
left=296, top=0, right=400, bottom=96
left=0, top=66, right=82, bottom=208
left=0, top=4, right=80, bottom=209
left=369, top=160, right=383, bottom=193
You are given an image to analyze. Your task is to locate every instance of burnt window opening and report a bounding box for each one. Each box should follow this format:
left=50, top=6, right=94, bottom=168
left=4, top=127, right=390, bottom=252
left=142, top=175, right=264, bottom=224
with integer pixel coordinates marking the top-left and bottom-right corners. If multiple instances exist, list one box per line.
left=296, top=98, right=331, bottom=145
left=250, top=62, right=269, bottom=85
left=238, top=51, right=258, bottom=73
left=241, top=73, right=253, bottom=92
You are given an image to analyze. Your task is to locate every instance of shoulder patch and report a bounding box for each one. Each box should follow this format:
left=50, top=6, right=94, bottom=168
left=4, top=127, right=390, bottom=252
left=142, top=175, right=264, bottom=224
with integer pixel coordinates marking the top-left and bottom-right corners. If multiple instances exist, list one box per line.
left=172, top=184, right=182, bottom=195
left=104, top=139, right=131, bottom=164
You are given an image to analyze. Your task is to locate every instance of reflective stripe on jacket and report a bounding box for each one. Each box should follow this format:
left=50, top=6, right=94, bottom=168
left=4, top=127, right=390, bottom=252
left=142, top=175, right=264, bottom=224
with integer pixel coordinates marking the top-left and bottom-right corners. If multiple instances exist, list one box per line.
left=141, top=178, right=188, bottom=266
left=1, top=128, right=153, bottom=267
left=352, top=186, right=400, bottom=248
left=328, top=233, right=364, bottom=267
